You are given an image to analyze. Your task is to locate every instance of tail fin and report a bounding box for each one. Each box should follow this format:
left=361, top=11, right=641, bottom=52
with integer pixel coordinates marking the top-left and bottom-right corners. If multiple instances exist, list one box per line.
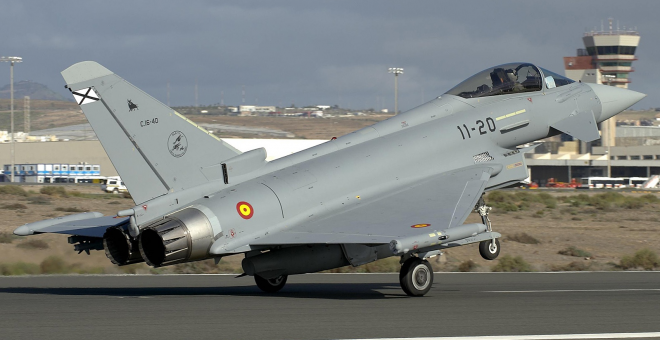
left=61, top=61, right=241, bottom=204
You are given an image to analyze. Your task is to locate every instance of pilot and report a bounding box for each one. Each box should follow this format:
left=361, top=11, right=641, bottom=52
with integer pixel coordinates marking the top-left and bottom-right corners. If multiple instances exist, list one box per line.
left=504, top=69, right=517, bottom=83
left=491, top=68, right=515, bottom=93
left=490, top=68, right=506, bottom=88
left=504, top=69, right=524, bottom=93
left=476, top=84, right=491, bottom=95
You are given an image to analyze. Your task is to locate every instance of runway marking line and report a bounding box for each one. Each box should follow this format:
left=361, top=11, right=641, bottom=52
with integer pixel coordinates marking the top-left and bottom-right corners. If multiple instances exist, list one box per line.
left=0, top=271, right=658, bottom=278
left=485, top=289, right=660, bottom=293
left=342, top=332, right=660, bottom=339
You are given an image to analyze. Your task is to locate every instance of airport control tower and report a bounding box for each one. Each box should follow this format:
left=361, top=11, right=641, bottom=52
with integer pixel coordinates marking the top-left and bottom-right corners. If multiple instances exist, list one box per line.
left=563, top=19, right=640, bottom=149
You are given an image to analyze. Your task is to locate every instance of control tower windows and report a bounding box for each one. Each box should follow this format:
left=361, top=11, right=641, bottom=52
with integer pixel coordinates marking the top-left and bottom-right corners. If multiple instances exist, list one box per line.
left=586, top=46, right=637, bottom=55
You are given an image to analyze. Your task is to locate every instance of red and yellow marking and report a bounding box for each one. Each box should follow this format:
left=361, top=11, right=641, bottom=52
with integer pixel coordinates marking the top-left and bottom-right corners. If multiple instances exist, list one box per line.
left=506, top=161, right=523, bottom=170
left=236, top=201, right=254, bottom=219
left=411, top=224, right=431, bottom=228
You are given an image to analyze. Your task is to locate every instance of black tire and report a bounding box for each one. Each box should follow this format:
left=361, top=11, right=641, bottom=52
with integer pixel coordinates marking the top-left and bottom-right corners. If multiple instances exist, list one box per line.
left=479, top=238, right=500, bottom=260
left=113, top=188, right=119, bottom=194
left=399, top=257, right=433, bottom=297
left=399, top=257, right=412, bottom=282
left=254, top=275, right=288, bottom=293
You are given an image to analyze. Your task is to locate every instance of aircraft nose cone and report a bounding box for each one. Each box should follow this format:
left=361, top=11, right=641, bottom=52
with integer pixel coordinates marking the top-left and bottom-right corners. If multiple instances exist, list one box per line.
left=588, top=84, right=646, bottom=121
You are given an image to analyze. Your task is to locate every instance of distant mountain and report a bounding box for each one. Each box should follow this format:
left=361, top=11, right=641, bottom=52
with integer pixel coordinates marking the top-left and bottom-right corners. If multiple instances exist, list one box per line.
left=0, top=80, right=72, bottom=101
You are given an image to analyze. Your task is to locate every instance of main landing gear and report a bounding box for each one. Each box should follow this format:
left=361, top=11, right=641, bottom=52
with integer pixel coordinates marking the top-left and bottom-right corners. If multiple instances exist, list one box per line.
left=398, top=195, right=502, bottom=297
left=476, top=195, right=500, bottom=261
left=399, top=257, right=433, bottom=297
left=255, top=274, right=288, bottom=293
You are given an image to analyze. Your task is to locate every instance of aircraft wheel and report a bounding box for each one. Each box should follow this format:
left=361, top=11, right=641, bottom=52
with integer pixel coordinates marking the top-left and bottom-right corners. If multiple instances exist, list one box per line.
left=399, top=257, right=433, bottom=297
left=255, top=274, right=288, bottom=293
left=479, top=238, right=500, bottom=260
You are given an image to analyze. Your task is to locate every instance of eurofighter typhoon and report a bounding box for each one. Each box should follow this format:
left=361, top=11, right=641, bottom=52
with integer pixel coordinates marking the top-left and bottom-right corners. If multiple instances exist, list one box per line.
left=15, top=62, right=644, bottom=296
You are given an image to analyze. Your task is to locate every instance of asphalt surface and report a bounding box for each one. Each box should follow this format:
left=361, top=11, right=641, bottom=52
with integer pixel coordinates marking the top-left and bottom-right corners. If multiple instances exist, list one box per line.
left=0, top=272, right=658, bottom=340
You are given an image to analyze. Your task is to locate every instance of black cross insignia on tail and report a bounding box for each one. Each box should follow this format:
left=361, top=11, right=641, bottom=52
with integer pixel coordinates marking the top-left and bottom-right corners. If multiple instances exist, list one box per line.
left=67, top=86, right=99, bottom=105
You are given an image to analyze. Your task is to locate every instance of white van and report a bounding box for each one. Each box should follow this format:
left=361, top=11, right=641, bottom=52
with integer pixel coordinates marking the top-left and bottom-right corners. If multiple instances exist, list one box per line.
left=102, top=176, right=127, bottom=194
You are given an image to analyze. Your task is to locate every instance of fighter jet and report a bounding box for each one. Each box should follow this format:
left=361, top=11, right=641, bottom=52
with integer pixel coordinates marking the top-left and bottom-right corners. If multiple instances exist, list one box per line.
left=14, top=62, right=644, bottom=296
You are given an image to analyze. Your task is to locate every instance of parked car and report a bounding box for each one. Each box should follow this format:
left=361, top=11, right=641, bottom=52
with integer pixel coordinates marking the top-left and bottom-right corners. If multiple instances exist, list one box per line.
left=101, top=176, right=127, bottom=194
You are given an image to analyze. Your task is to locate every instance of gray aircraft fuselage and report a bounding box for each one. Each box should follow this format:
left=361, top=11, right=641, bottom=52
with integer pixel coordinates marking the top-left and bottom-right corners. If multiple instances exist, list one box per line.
left=133, top=79, right=613, bottom=256
left=15, top=61, right=645, bottom=295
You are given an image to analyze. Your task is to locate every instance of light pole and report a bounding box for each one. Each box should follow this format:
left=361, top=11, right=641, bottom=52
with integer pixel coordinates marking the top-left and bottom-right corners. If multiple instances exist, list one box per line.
left=388, top=67, right=403, bottom=115
left=1, top=56, right=22, bottom=183
left=603, top=74, right=615, bottom=178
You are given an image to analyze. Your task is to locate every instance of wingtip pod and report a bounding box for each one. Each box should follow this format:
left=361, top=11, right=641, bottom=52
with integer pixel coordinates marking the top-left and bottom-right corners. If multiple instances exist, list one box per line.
left=13, top=212, right=104, bottom=236
left=61, top=61, right=113, bottom=86
left=13, top=224, right=31, bottom=236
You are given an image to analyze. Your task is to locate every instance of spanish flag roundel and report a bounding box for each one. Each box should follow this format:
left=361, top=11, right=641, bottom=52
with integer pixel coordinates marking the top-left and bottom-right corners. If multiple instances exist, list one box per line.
left=411, top=224, right=431, bottom=228
left=236, top=201, right=254, bottom=219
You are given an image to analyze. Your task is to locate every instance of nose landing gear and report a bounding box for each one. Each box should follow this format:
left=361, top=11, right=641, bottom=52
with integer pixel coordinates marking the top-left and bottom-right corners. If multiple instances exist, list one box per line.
left=479, top=238, right=500, bottom=260
left=476, top=194, right=500, bottom=261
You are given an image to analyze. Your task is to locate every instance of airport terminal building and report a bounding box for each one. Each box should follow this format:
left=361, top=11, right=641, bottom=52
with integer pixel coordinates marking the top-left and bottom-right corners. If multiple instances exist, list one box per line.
left=2, top=162, right=102, bottom=183
left=2, top=136, right=660, bottom=186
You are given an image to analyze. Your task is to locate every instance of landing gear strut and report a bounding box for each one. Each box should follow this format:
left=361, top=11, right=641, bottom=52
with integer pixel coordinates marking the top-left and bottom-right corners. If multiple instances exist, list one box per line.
left=399, top=257, right=433, bottom=297
left=476, top=195, right=500, bottom=261
left=255, top=274, right=288, bottom=293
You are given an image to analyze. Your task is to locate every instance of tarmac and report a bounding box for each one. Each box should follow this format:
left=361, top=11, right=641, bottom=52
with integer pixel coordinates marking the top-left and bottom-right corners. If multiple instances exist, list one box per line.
left=0, top=272, right=658, bottom=340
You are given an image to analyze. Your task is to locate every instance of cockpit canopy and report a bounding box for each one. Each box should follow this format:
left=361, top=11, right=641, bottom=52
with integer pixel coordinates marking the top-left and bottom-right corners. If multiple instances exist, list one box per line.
left=446, top=63, right=575, bottom=99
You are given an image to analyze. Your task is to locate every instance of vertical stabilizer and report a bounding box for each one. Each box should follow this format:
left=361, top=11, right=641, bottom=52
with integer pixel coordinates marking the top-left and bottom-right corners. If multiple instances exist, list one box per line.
left=61, top=61, right=241, bottom=204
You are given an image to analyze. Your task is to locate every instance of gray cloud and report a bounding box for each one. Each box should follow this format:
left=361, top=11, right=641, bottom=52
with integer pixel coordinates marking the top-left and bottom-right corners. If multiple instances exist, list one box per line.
left=0, top=1, right=657, bottom=110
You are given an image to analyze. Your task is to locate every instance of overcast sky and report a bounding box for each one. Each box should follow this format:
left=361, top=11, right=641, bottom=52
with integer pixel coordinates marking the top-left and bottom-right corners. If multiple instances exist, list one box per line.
left=1, top=1, right=658, bottom=111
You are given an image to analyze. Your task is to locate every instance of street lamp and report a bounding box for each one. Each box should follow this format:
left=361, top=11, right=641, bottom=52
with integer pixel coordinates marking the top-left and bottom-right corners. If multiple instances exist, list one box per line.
left=1, top=56, right=22, bottom=183
left=388, top=67, right=404, bottom=115
left=603, top=74, right=615, bottom=178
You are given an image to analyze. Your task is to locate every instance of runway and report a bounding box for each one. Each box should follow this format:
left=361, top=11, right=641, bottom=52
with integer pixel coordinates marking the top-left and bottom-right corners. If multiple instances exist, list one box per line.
left=0, top=272, right=658, bottom=340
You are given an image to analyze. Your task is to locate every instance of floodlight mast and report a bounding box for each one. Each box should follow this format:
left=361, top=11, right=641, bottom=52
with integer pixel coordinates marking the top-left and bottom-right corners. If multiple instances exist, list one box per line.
left=388, top=67, right=404, bottom=115
left=603, top=74, right=615, bottom=178
left=0, top=56, right=22, bottom=183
